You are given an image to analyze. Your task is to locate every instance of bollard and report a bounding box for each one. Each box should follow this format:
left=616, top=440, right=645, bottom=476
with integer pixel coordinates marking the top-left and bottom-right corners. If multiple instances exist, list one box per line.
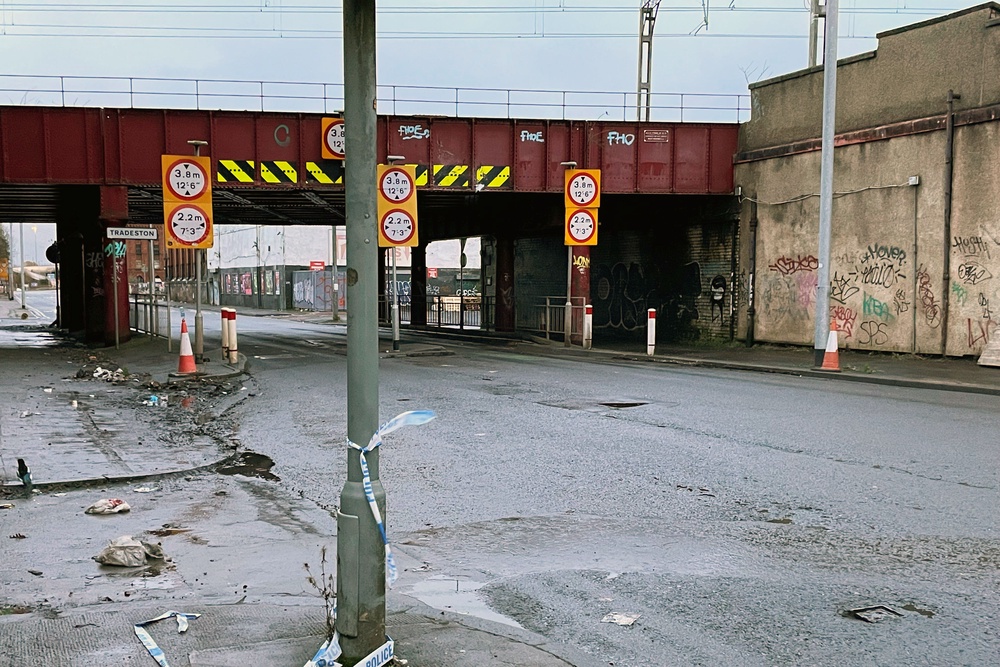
left=227, top=310, right=239, bottom=365
left=221, top=308, right=230, bottom=360
left=647, top=308, right=656, bottom=356
left=583, top=304, right=593, bottom=350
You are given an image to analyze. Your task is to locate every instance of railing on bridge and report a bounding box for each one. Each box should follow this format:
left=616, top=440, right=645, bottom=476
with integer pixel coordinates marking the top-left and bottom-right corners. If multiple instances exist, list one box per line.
left=0, top=74, right=750, bottom=123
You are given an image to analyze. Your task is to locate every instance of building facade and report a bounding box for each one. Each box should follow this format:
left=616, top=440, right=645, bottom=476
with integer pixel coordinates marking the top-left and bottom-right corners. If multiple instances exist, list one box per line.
left=735, top=3, right=1000, bottom=356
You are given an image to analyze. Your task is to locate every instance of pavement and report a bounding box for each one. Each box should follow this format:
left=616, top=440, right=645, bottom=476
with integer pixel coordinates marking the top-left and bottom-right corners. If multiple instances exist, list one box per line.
left=2, top=304, right=1000, bottom=667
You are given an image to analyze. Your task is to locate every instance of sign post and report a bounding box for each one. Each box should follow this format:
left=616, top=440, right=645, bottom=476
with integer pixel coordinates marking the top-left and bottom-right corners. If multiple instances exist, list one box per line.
left=162, top=148, right=212, bottom=360
left=563, top=167, right=601, bottom=347
left=377, top=163, right=418, bottom=352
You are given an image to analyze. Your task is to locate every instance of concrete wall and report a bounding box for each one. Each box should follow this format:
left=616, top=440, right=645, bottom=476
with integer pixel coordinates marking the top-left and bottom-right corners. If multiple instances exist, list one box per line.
left=736, top=116, right=1000, bottom=356
left=741, top=4, right=1000, bottom=150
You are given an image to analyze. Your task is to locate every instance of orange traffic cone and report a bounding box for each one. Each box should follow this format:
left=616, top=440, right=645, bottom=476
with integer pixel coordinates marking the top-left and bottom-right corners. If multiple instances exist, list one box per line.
left=820, top=321, right=840, bottom=372
left=176, top=318, right=198, bottom=375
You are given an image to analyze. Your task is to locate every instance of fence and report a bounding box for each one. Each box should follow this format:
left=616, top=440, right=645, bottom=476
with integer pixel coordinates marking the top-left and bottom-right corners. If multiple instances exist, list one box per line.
left=0, top=74, right=750, bottom=123
left=379, top=295, right=494, bottom=331
left=521, top=297, right=588, bottom=341
left=292, top=270, right=339, bottom=311
left=129, top=294, right=170, bottom=338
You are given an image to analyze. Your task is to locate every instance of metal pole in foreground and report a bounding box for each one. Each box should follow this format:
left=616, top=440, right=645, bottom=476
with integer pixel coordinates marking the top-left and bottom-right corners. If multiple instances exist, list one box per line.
left=813, top=0, right=839, bottom=368
left=149, top=237, right=157, bottom=336
left=808, top=0, right=820, bottom=68
left=338, top=1, right=385, bottom=664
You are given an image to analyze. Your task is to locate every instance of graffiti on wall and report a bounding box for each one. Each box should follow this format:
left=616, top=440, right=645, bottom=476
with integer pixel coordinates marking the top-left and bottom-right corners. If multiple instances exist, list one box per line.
left=830, top=305, right=857, bottom=338
left=916, top=265, right=941, bottom=329
left=710, top=275, right=727, bottom=322
left=592, top=261, right=702, bottom=335
left=857, top=321, right=889, bottom=346
left=830, top=271, right=859, bottom=304
left=862, top=292, right=894, bottom=321
left=953, top=235, right=991, bottom=259
left=768, top=254, right=818, bottom=276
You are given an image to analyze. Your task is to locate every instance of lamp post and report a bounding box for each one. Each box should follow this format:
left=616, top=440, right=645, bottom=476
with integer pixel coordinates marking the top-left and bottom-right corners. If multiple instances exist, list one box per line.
left=187, top=139, right=208, bottom=362
left=560, top=161, right=577, bottom=347
left=386, top=154, right=405, bottom=351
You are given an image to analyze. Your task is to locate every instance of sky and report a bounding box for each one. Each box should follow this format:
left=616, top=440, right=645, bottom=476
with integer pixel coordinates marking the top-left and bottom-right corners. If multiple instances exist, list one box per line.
left=0, top=1, right=983, bottom=263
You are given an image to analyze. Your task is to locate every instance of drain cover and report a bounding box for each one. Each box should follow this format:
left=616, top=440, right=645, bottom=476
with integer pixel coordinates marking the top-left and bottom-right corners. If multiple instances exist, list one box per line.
left=599, top=401, right=648, bottom=409
left=846, top=605, right=903, bottom=623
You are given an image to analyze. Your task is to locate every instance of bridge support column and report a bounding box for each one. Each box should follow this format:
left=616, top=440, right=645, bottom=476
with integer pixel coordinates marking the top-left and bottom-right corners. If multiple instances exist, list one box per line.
left=495, top=236, right=515, bottom=332
left=100, top=187, right=131, bottom=347
left=55, top=185, right=129, bottom=345
left=570, top=246, right=591, bottom=345
left=410, top=244, right=427, bottom=326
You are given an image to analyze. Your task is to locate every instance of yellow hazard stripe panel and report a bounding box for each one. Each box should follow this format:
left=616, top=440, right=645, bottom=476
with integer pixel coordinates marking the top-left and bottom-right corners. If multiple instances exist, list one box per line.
left=408, top=164, right=429, bottom=187
left=433, top=164, right=469, bottom=187
left=476, top=165, right=511, bottom=188
left=217, top=160, right=255, bottom=183
left=260, top=161, right=297, bottom=183
left=305, top=161, right=344, bottom=185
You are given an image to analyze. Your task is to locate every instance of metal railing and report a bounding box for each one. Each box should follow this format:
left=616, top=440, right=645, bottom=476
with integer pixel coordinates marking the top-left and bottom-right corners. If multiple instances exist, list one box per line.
left=0, top=74, right=750, bottom=123
left=379, top=295, right=494, bottom=331
left=523, top=296, right=587, bottom=340
left=129, top=294, right=170, bottom=338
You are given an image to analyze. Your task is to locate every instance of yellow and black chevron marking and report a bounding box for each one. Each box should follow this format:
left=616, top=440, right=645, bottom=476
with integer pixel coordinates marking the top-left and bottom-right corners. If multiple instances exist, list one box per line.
left=433, top=164, right=469, bottom=188
left=305, top=161, right=345, bottom=185
left=260, top=161, right=297, bottom=184
left=409, top=164, right=429, bottom=187
left=217, top=160, right=255, bottom=183
left=476, top=165, right=511, bottom=188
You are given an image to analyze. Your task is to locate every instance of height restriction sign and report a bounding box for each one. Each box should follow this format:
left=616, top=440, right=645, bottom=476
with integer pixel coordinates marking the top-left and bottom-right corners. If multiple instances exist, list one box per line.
left=321, top=117, right=346, bottom=160
left=564, top=169, right=601, bottom=209
left=162, top=154, right=214, bottom=249
left=377, top=164, right=419, bottom=247
left=565, top=208, right=598, bottom=246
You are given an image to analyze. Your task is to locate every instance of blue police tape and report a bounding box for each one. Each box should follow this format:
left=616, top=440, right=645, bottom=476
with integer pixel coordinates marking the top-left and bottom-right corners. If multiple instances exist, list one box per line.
left=347, top=410, right=436, bottom=586
left=305, top=632, right=342, bottom=667
left=133, top=611, right=201, bottom=667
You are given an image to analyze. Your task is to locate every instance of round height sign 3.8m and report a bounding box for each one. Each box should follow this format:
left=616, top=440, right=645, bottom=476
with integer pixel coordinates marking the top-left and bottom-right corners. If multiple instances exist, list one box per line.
left=379, top=167, right=414, bottom=203
left=566, top=170, right=600, bottom=208
left=164, top=159, right=209, bottom=200
left=323, top=118, right=346, bottom=159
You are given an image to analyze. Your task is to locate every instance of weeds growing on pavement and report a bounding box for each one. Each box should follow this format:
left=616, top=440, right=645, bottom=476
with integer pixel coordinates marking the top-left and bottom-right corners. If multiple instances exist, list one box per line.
left=304, top=546, right=336, bottom=639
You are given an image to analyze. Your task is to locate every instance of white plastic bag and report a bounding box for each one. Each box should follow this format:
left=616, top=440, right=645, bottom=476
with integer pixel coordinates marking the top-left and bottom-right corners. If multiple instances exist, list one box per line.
left=85, top=498, right=131, bottom=515
left=93, top=536, right=164, bottom=567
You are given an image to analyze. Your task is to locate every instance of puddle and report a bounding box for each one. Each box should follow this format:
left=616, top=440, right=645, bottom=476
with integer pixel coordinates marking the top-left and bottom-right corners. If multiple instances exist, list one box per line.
left=406, top=576, right=523, bottom=629
left=767, top=517, right=794, bottom=524
left=217, top=452, right=279, bottom=481
left=902, top=603, right=935, bottom=618
left=599, top=401, right=649, bottom=409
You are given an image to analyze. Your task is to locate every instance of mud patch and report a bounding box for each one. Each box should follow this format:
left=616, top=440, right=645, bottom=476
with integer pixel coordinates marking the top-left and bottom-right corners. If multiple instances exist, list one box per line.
left=218, top=452, right=279, bottom=481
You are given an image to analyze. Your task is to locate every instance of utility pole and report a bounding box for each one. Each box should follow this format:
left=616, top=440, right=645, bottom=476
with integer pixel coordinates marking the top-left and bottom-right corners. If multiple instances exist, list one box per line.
left=636, top=0, right=661, bottom=121
left=808, top=0, right=822, bottom=68
left=338, top=1, right=385, bottom=664
left=813, top=0, right=839, bottom=367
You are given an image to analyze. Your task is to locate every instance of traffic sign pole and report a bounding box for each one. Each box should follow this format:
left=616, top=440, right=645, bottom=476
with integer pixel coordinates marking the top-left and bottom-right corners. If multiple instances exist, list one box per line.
left=188, top=141, right=208, bottom=362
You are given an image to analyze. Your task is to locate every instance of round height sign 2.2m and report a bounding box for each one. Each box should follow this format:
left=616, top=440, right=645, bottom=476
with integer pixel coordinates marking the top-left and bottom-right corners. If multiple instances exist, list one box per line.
left=167, top=204, right=211, bottom=246
left=164, top=159, right=209, bottom=200
left=566, top=208, right=597, bottom=245
left=380, top=209, right=416, bottom=246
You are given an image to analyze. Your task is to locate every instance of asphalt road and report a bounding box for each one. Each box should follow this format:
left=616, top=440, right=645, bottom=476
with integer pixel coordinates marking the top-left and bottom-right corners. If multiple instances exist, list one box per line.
left=222, top=317, right=1000, bottom=666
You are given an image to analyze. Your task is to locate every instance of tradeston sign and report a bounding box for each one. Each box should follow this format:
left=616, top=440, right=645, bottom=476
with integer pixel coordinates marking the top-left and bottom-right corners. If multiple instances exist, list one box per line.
left=107, top=227, right=159, bottom=240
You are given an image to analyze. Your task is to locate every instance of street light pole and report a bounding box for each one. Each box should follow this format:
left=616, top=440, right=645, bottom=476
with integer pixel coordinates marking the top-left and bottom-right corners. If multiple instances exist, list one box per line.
left=338, top=1, right=385, bottom=664
left=187, top=139, right=208, bottom=362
